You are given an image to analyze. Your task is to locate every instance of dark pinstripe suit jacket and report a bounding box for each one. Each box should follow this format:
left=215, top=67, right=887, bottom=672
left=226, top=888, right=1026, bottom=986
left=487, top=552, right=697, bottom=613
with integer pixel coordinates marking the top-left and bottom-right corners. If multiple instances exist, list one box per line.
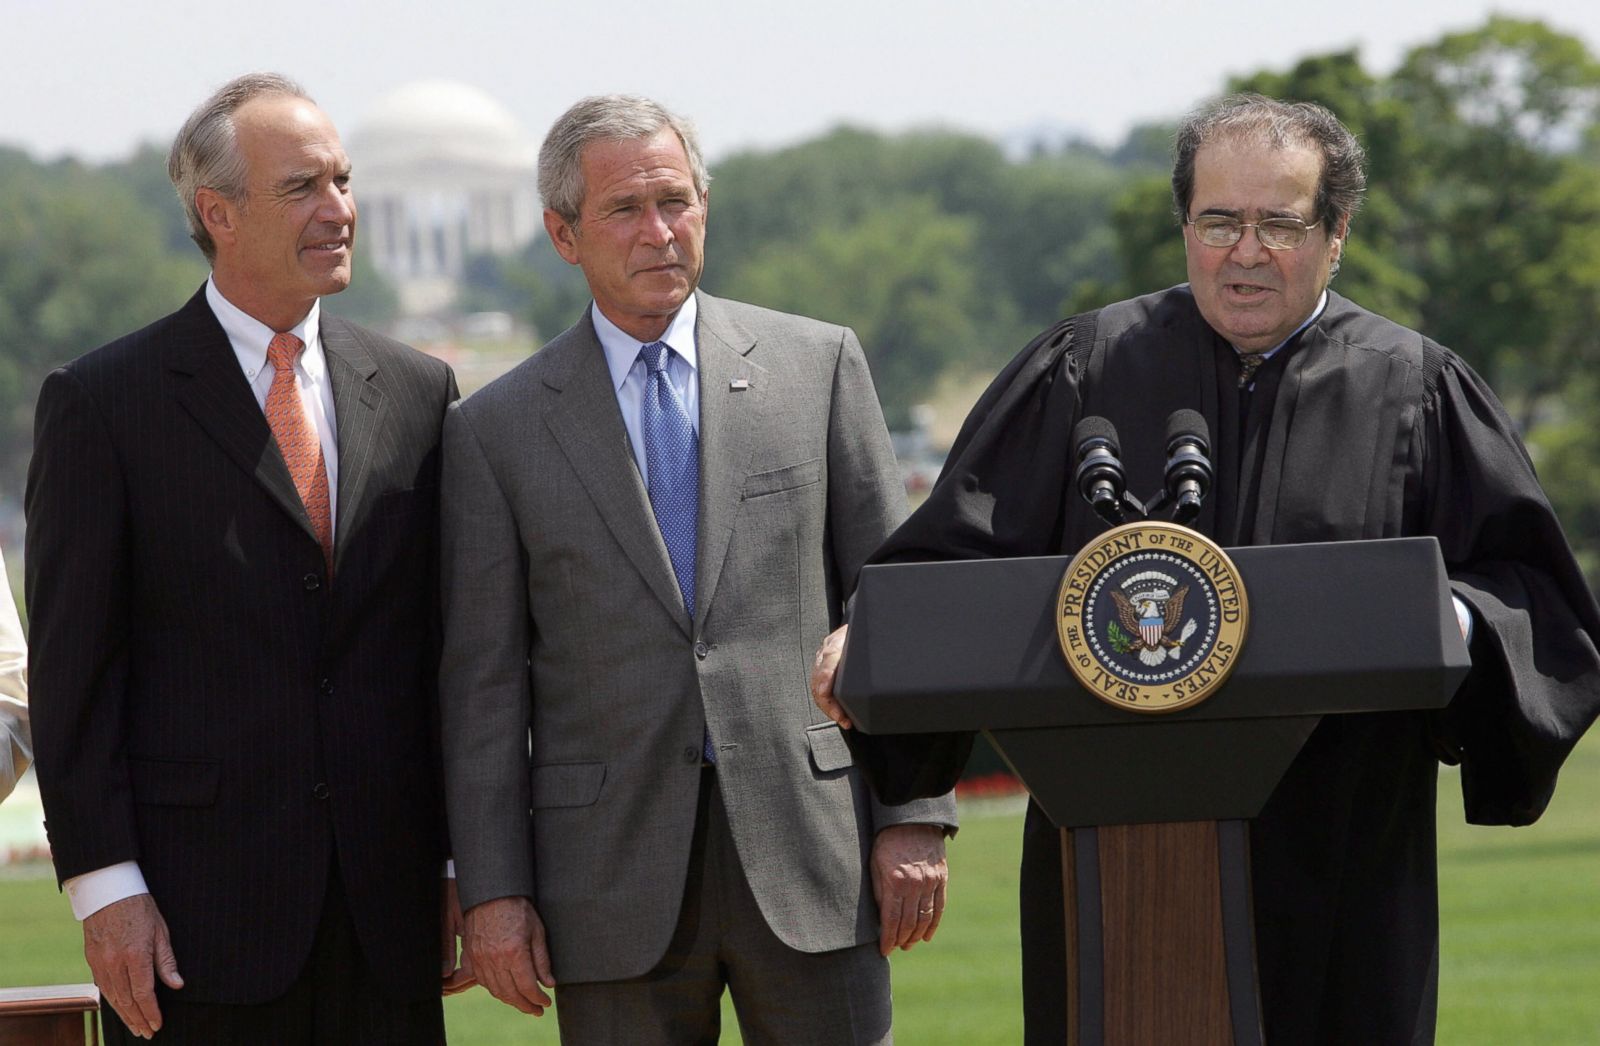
left=24, top=286, right=457, bottom=1004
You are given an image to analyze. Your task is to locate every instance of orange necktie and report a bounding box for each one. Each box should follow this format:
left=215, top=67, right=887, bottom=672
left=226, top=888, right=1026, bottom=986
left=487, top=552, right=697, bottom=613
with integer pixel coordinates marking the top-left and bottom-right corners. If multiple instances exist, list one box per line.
left=265, top=332, right=334, bottom=575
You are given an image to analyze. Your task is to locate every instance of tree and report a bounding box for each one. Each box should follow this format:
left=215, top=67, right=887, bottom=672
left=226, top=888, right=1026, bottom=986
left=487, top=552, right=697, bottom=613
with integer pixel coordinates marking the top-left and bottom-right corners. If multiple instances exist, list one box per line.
left=458, top=236, right=591, bottom=343
left=102, top=143, right=195, bottom=255
left=1526, top=371, right=1600, bottom=586
left=706, top=126, right=1132, bottom=347
left=0, top=150, right=206, bottom=492
left=1390, top=16, right=1600, bottom=396
left=1067, top=174, right=1187, bottom=314
left=714, top=196, right=998, bottom=427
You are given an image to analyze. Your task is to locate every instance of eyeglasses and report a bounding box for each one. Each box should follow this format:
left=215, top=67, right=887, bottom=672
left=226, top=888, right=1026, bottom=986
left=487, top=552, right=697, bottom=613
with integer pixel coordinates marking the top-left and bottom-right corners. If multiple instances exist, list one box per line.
left=1185, top=215, right=1321, bottom=251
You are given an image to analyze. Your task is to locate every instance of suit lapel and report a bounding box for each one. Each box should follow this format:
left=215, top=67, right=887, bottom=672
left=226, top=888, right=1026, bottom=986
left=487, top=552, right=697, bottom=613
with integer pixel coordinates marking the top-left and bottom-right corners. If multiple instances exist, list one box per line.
left=543, top=312, right=693, bottom=636
left=693, top=295, right=761, bottom=626
left=167, top=288, right=320, bottom=545
left=322, top=319, right=386, bottom=569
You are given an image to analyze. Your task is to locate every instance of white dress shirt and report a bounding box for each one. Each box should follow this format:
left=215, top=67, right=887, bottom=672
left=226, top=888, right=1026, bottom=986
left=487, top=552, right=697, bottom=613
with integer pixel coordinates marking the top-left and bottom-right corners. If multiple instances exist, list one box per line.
left=0, top=546, right=30, bottom=804
left=592, top=294, right=701, bottom=481
left=64, top=278, right=343, bottom=920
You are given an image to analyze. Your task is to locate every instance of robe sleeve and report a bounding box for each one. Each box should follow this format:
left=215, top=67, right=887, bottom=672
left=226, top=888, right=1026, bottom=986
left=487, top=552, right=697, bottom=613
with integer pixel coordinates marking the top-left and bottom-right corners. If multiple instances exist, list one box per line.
left=844, top=319, right=1089, bottom=803
left=871, top=316, right=1088, bottom=565
left=1423, top=355, right=1600, bottom=825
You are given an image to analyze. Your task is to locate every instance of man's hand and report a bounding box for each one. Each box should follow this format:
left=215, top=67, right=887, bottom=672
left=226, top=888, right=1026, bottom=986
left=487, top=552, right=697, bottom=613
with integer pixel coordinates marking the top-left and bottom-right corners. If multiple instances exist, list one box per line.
left=809, top=625, right=852, bottom=728
left=462, top=896, right=555, bottom=1016
left=440, top=878, right=476, bottom=996
left=869, top=824, right=948, bottom=957
left=82, top=893, right=183, bottom=1039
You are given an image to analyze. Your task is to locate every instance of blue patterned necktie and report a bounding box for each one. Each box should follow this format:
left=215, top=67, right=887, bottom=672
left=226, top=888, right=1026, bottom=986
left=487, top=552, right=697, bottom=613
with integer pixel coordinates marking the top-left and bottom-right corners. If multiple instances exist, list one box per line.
left=640, top=341, right=713, bottom=763
left=640, top=341, right=698, bottom=618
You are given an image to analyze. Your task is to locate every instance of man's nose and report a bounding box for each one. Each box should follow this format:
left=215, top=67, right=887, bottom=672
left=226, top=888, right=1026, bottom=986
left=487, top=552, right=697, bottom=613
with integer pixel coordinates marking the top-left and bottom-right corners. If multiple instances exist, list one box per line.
left=1228, top=225, right=1268, bottom=265
left=638, top=204, right=674, bottom=247
left=319, top=183, right=355, bottom=226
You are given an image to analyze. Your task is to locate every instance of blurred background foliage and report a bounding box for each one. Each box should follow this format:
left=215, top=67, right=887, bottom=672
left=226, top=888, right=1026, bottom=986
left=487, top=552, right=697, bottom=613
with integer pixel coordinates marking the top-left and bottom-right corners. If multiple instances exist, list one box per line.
left=5, top=16, right=1600, bottom=579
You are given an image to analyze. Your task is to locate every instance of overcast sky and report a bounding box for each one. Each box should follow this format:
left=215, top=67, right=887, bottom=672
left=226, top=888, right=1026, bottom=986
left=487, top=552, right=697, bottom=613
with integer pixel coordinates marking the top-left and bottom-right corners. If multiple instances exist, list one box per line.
left=4, top=1, right=1599, bottom=165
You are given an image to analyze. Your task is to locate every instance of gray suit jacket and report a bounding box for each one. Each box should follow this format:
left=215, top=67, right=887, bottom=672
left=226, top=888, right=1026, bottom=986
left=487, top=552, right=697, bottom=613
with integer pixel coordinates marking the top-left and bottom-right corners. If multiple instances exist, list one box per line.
left=440, top=292, right=956, bottom=984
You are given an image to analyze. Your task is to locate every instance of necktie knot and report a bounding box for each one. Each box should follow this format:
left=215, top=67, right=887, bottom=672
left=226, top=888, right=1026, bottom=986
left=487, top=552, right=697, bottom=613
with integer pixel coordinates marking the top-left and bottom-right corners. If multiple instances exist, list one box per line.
left=1237, top=351, right=1267, bottom=389
left=268, top=332, right=305, bottom=371
left=640, top=341, right=672, bottom=375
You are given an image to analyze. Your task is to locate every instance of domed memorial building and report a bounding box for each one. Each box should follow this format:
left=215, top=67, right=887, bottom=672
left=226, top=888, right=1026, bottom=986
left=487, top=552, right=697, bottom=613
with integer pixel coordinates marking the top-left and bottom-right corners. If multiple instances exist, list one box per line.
left=348, top=80, right=541, bottom=316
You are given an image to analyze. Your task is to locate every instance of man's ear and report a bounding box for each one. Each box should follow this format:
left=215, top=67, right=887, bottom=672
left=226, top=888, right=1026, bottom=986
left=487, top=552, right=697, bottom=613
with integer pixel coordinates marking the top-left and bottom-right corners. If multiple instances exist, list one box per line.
left=196, top=186, right=239, bottom=251
left=543, top=209, right=582, bottom=266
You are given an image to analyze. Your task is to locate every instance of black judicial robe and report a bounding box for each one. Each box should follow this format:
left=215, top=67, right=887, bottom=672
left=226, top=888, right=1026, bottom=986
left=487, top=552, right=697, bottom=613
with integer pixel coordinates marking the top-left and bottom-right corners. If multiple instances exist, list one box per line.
left=857, top=285, right=1600, bottom=1044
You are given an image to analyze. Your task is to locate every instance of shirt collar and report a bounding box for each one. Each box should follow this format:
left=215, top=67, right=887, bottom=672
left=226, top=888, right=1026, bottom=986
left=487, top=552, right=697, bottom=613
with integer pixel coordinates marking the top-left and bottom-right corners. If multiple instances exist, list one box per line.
left=593, top=294, right=699, bottom=392
left=205, top=275, right=324, bottom=378
left=1231, top=290, right=1327, bottom=362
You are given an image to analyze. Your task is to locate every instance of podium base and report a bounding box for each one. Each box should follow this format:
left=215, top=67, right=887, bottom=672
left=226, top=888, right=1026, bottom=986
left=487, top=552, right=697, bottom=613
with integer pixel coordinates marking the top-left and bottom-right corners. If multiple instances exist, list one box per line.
left=1062, top=822, right=1262, bottom=1046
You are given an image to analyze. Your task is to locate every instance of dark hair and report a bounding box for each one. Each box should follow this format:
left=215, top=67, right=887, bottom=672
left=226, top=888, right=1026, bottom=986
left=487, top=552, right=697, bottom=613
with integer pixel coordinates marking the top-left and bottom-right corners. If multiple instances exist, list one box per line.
left=1171, top=93, right=1366, bottom=232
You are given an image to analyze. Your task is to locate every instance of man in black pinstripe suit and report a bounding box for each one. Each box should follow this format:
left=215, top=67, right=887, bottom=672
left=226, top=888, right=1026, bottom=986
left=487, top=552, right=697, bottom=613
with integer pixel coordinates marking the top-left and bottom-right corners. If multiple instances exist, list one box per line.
left=24, top=73, right=466, bottom=1043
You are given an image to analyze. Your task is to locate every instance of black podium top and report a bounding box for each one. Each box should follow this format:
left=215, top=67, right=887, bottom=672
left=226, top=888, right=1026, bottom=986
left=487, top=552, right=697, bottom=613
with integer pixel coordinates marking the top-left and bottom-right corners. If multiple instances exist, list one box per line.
left=839, top=537, right=1471, bottom=734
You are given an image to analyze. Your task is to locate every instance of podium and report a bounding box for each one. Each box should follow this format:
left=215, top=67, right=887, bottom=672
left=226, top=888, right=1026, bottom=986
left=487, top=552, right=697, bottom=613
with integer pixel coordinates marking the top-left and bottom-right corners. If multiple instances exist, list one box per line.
left=0, top=985, right=99, bottom=1045
left=835, top=537, right=1470, bottom=1045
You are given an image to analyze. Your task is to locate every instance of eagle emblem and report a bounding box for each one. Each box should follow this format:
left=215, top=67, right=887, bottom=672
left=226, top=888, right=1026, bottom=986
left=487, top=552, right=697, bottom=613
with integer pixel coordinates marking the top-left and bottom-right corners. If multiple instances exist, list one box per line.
left=1058, top=521, right=1249, bottom=714
left=1109, top=572, right=1199, bottom=666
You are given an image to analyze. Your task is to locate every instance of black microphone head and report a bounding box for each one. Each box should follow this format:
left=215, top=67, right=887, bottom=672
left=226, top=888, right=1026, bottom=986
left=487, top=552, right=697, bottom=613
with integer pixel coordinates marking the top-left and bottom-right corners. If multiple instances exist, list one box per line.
left=1165, top=409, right=1210, bottom=454
left=1073, top=416, right=1120, bottom=455
left=1073, top=415, right=1127, bottom=524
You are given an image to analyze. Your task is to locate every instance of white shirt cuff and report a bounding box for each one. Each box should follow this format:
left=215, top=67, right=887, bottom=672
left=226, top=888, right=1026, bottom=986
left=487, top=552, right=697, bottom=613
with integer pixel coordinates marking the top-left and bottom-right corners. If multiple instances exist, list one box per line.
left=1452, top=595, right=1474, bottom=644
left=444, top=859, right=456, bottom=879
left=64, top=861, right=149, bottom=921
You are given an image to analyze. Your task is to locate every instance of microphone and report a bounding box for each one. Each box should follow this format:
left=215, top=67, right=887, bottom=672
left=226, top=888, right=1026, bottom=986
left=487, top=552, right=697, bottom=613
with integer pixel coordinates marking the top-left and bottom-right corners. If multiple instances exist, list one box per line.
left=1163, top=409, right=1213, bottom=524
left=1073, top=416, right=1128, bottom=526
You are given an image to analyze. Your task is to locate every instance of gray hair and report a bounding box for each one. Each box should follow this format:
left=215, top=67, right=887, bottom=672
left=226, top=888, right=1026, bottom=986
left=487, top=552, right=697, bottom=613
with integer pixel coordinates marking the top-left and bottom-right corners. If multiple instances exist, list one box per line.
left=167, top=72, right=312, bottom=261
left=538, top=94, right=710, bottom=225
left=1171, top=93, right=1367, bottom=234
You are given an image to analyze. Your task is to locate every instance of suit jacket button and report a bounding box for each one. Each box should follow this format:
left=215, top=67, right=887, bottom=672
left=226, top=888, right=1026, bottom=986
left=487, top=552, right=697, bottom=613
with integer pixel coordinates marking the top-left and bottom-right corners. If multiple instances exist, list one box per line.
left=693, top=641, right=709, bottom=660
left=312, top=782, right=330, bottom=800
left=303, top=573, right=321, bottom=591
left=683, top=746, right=698, bottom=763
left=319, top=679, right=335, bottom=696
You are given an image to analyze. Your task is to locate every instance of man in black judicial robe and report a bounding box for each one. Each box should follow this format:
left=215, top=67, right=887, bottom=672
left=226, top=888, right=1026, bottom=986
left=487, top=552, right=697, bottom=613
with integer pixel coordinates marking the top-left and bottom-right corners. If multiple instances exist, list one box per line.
left=810, top=94, right=1600, bottom=1044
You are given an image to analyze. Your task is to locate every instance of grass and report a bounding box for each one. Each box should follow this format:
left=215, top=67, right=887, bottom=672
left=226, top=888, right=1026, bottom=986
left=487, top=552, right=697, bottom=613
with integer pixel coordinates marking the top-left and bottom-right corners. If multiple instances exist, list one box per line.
left=0, top=806, right=1026, bottom=1045
left=3, top=734, right=1598, bottom=1043
left=1435, top=731, right=1600, bottom=1042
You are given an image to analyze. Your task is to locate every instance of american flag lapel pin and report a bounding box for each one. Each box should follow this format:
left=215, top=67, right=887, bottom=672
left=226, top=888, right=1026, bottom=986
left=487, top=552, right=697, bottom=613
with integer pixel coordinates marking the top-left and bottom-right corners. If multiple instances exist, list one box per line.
left=729, top=378, right=750, bottom=391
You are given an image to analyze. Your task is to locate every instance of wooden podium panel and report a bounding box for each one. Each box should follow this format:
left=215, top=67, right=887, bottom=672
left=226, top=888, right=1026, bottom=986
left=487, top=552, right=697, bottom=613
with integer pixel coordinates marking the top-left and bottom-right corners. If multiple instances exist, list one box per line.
left=1101, top=823, right=1229, bottom=1042
left=1063, top=822, right=1255, bottom=1046
left=0, top=984, right=99, bottom=1046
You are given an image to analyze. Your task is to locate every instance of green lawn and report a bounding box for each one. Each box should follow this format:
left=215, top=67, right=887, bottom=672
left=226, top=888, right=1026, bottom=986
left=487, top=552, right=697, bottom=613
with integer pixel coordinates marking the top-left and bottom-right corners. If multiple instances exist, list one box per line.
left=1435, top=731, right=1600, bottom=1043
left=3, top=733, right=1598, bottom=1043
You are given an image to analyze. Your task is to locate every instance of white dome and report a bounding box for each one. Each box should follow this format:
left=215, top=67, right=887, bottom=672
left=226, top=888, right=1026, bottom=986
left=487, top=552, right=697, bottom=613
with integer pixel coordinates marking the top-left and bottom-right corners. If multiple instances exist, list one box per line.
left=351, top=80, right=537, bottom=173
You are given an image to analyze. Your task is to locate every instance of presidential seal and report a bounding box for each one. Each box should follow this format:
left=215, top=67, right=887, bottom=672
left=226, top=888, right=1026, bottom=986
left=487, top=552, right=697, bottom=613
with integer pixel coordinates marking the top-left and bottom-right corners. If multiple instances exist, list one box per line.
left=1056, top=521, right=1248, bottom=713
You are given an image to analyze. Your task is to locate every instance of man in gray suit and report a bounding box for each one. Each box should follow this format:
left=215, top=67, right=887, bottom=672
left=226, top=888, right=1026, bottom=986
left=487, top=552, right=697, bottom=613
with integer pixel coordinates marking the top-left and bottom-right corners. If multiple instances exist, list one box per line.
left=439, top=95, right=957, bottom=1043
